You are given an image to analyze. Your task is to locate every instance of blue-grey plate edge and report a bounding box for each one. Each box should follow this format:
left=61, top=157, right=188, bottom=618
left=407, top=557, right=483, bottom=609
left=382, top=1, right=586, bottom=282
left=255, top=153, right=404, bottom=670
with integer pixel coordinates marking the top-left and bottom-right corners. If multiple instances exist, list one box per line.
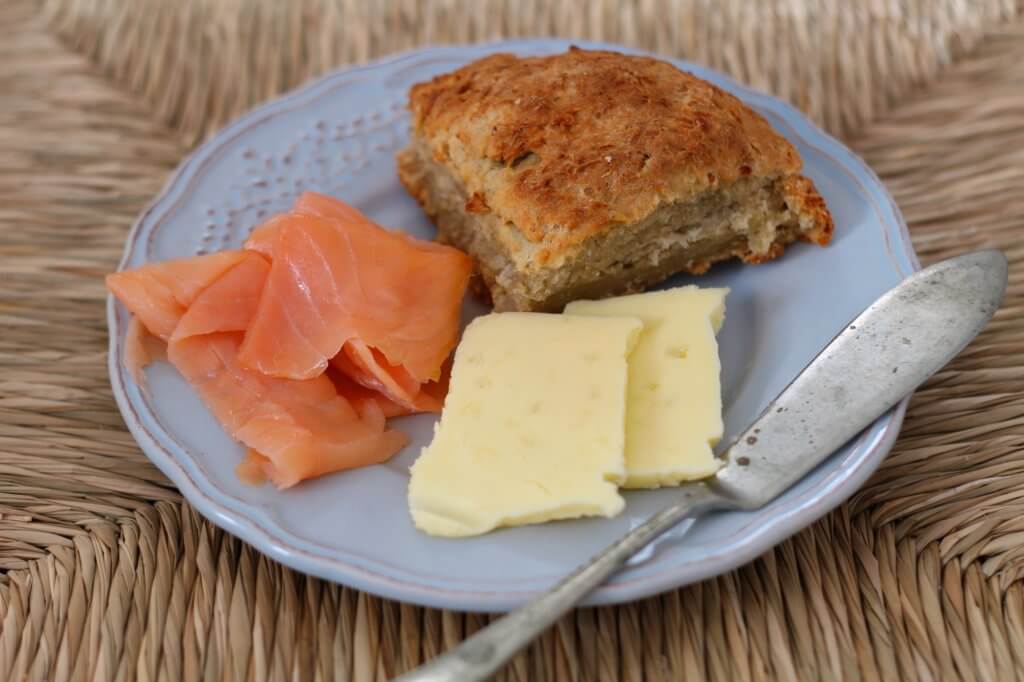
left=107, top=38, right=919, bottom=612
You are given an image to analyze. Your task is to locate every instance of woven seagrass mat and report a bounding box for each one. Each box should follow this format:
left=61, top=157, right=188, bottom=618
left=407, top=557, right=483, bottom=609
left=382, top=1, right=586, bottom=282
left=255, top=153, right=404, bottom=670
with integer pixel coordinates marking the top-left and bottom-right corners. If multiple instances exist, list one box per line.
left=2, top=0, right=1023, bottom=679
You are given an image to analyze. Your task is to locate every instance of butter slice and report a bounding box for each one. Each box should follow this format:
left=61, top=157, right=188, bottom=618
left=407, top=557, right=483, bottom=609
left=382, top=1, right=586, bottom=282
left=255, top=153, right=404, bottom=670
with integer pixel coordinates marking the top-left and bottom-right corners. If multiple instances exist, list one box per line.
left=408, top=312, right=642, bottom=537
left=566, top=286, right=727, bottom=488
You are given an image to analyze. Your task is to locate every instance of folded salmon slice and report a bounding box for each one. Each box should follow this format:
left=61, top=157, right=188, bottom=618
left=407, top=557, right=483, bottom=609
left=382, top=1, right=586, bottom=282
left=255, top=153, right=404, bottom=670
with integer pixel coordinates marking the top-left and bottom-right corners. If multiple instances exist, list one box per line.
left=239, top=193, right=473, bottom=389
left=106, top=251, right=248, bottom=340
left=327, top=365, right=413, bottom=419
left=109, top=250, right=408, bottom=488
left=331, top=340, right=444, bottom=413
left=169, top=333, right=407, bottom=488
left=171, top=251, right=270, bottom=341
left=247, top=215, right=447, bottom=413
left=109, top=192, right=469, bottom=488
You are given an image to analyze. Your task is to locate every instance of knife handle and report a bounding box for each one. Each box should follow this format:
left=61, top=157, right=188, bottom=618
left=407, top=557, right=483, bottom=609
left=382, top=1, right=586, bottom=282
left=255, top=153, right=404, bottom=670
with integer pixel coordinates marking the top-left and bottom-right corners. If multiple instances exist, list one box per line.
left=396, top=483, right=728, bottom=682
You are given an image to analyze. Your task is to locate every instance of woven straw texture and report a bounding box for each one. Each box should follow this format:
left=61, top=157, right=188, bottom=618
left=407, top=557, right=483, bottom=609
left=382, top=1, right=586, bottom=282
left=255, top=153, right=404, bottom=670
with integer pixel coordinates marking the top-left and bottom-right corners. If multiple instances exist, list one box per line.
left=2, top=0, right=1023, bottom=679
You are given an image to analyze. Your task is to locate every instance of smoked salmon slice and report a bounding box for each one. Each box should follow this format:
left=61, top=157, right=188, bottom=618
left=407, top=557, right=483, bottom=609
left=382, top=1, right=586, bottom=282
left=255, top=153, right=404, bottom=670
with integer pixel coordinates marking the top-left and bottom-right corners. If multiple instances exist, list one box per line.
left=108, top=192, right=471, bottom=488
left=110, top=250, right=409, bottom=489
left=239, top=194, right=473, bottom=388
left=327, top=368, right=413, bottom=419
left=106, top=251, right=248, bottom=340
left=168, top=332, right=407, bottom=488
left=170, top=252, right=269, bottom=342
left=330, top=340, right=444, bottom=413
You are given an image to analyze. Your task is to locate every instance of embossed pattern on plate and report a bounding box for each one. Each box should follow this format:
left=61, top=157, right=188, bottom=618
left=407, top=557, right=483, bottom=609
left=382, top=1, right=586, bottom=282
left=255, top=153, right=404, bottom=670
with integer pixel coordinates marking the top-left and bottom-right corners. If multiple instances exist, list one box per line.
left=108, top=39, right=918, bottom=611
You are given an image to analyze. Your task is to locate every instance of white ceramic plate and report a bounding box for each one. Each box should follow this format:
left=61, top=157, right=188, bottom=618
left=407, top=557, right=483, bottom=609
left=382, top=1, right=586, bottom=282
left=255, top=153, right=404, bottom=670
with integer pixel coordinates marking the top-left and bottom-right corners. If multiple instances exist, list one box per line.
left=108, top=39, right=918, bottom=612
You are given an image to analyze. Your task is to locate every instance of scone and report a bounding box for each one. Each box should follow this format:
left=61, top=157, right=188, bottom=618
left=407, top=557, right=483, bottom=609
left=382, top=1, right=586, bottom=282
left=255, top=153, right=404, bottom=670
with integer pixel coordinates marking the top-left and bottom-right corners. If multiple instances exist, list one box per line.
left=397, top=48, right=834, bottom=312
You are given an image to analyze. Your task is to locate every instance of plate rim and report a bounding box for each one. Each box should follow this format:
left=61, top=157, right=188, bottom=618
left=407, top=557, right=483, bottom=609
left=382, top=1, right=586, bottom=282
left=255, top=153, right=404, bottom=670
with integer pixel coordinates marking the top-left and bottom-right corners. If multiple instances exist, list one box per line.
left=107, top=37, right=920, bottom=612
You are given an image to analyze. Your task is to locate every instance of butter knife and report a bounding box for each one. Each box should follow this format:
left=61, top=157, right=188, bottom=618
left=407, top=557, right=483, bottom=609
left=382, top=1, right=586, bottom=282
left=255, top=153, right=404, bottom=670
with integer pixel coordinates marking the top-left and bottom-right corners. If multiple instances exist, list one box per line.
left=398, top=250, right=1007, bottom=682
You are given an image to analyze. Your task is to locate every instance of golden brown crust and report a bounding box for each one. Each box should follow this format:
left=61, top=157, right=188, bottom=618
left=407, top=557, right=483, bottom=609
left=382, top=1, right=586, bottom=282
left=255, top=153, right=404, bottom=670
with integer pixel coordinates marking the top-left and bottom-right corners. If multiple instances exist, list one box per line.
left=401, top=49, right=835, bottom=311
left=781, top=175, right=835, bottom=245
left=408, top=47, right=811, bottom=258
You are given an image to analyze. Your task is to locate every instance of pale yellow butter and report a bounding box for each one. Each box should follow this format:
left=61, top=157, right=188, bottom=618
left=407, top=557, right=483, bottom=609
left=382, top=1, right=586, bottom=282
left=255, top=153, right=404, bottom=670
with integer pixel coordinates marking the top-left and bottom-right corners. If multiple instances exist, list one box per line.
left=566, top=286, right=727, bottom=488
left=408, top=312, right=642, bottom=537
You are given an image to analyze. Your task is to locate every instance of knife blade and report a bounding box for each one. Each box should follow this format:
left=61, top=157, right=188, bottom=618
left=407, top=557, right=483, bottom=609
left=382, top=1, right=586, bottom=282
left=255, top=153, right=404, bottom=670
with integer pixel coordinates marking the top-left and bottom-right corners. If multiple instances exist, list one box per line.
left=715, top=248, right=1007, bottom=507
